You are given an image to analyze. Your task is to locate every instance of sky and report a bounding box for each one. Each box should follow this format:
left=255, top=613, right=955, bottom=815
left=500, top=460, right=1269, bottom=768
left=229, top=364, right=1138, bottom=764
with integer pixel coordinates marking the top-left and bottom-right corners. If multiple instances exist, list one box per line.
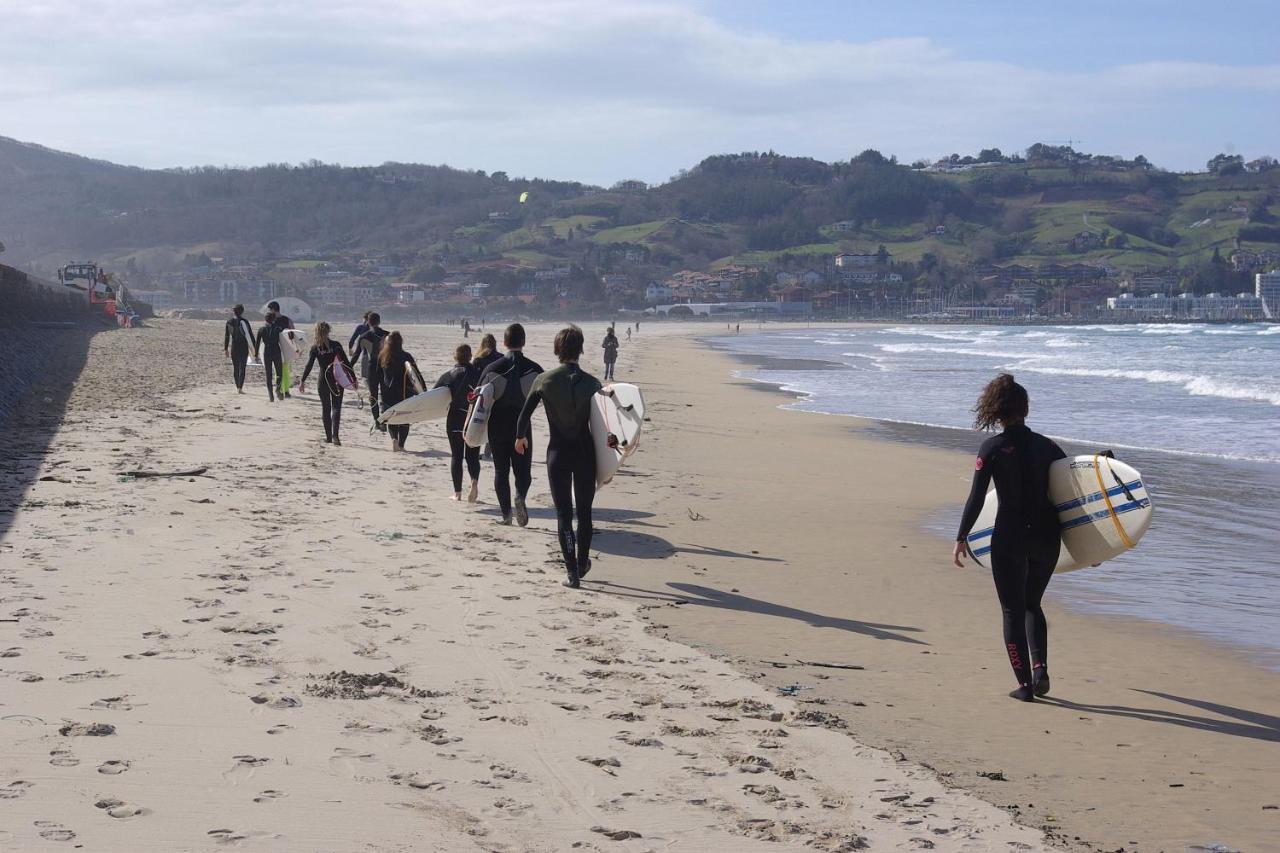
left=3, top=0, right=1278, bottom=185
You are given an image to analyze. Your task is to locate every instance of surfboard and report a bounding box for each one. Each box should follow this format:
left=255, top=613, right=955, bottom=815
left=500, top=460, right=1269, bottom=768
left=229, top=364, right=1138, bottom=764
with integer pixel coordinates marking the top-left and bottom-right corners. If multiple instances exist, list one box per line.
left=462, top=380, right=498, bottom=448
left=590, top=383, right=645, bottom=488
left=965, top=453, right=1152, bottom=573
left=281, top=328, right=308, bottom=363
left=330, top=361, right=358, bottom=392
left=379, top=386, right=451, bottom=426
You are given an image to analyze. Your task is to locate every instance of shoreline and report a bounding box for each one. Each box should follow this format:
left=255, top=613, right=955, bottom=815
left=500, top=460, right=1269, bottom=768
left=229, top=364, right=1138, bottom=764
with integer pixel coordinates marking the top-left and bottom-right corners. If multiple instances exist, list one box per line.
left=601, top=329, right=1279, bottom=852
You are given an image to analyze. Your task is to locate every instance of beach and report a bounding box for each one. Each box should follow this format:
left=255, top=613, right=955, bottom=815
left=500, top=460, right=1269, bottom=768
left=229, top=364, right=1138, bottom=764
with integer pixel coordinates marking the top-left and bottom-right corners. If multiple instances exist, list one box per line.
left=1, top=320, right=1047, bottom=852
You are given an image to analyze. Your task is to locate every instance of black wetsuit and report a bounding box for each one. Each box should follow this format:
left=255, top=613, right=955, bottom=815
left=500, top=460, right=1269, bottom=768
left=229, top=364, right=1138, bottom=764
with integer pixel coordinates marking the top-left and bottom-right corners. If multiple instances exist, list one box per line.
left=224, top=316, right=255, bottom=390
left=435, top=362, right=481, bottom=492
left=256, top=322, right=284, bottom=401
left=956, top=424, right=1066, bottom=687
left=301, top=342, right=354, bottom=442
left=602, top=334, right=619, bottom=381
left=517, top=363, right=602, bottom=577
left=473, top=350, right=502, bottom=375
left=351, top=327, right=390, bottom=425
left=480, top=351, right=544, bottom=518
left=372, top=351, right=423, bottom=447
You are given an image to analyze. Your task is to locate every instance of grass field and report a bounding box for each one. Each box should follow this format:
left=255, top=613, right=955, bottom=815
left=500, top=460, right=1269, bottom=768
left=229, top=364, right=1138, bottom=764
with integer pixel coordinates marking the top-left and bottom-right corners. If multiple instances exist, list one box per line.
left=590, top=219, right=672, bottom=244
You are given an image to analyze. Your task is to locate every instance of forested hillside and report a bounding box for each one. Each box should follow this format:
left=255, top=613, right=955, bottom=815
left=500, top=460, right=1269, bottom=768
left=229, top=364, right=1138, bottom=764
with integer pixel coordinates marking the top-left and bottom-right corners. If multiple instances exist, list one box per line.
left=3, top=136, right=1278, bottom=285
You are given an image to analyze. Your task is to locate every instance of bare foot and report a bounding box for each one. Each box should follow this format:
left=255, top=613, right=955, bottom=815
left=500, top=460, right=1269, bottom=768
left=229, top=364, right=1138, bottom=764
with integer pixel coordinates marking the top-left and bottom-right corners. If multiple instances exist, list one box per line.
left=467, top=481, right=479, bottom=503
left=451, top=492, right=461, bottom=502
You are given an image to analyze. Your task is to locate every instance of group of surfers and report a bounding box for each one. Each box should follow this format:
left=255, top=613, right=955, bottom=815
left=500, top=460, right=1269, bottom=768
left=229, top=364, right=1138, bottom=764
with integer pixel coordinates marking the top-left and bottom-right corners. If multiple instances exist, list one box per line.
left=223, top=307, right=611, bottom=588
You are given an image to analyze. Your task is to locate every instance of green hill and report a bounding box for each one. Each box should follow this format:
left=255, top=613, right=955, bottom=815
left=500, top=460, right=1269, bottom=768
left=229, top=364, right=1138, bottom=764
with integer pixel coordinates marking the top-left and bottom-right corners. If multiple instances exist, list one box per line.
left=2, top=137, right=1277, bottom=293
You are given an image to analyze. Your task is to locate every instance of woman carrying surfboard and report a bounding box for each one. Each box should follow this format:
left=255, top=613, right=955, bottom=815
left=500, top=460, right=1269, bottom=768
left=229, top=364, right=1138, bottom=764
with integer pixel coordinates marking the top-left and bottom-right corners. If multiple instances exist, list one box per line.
left=299, top=321, right=355, bottom=446
left=515, top=325, right=603, bottom=589
left=434, top=343, right=482, bottom=502
left=223, top=304, right=256, bottom=394
left=371, top=331, right=426, bottom=452
left=952, top=373, right=1066, bottom=702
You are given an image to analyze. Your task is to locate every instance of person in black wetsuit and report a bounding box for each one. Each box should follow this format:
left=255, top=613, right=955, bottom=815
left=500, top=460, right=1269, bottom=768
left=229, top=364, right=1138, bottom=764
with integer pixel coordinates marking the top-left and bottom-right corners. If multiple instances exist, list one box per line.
left=517, top=325, right=603, bottom=588
left=348, top=311, right=371, bottom=373
left=473, top=333, right=501, bottom=374
left=371, top=331, right=425, bottom=452
left=256, top=310, right=284, bottom=402
left=479, top=323, right=544, bottom=526
left=434, top=343, right=482, bottom=502
left=351, top=312, right=390, bottom=432
left=953, top=373, right=1066, bottom=702
left=223, top=304, right=256, bottom=393
left=299, top=321, right=354, bottom=445
left=266, top=301, right=295, bottom=399
left=601, top=327, right=619, bottom=381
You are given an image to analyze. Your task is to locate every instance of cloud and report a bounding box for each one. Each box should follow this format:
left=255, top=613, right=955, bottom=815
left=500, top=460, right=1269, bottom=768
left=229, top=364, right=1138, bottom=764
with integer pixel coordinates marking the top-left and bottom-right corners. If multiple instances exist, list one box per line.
left=2, top=0, right=1277, bottom=182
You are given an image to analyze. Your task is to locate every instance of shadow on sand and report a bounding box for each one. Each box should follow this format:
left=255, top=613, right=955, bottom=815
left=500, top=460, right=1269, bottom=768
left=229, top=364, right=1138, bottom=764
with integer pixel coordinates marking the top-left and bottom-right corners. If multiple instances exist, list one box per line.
left=1039, top=689, right=1280, bottom=744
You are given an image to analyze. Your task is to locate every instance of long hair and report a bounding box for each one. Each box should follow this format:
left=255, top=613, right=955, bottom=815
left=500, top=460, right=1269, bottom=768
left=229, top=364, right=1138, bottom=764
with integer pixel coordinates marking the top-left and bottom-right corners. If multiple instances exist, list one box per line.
left=477, top=333, right=497, bottom=359
left=314, top=321, right=331, bottom=347
left=379, top=331, right=403, bottom=370
left=973, top=373, right=1029, bottom=431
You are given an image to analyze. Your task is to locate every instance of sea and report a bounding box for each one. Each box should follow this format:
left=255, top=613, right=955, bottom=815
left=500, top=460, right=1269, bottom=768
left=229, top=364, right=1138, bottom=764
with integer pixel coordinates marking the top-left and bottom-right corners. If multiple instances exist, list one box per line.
left=711, top=323, right=1280, bottom=670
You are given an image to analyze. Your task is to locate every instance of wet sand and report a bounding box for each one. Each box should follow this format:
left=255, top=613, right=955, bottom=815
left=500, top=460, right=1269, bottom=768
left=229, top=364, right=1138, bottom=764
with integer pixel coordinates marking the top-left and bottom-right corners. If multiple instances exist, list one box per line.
left=0, top=320, right=1044, bottom=852
left=597, top=331, right=1279, bottom=852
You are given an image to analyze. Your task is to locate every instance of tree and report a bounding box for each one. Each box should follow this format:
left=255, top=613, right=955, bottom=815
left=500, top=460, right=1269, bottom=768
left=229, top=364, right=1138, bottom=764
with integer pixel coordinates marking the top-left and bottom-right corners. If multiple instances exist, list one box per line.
left=1207, top=153, right=1245, bottom=175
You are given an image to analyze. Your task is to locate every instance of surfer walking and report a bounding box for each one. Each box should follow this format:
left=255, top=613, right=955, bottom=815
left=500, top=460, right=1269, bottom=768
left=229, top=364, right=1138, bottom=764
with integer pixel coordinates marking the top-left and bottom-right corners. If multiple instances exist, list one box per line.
left=351, top=312, right=390, bottom=432
left=952, top=373, right=1066, bottom=702
left=434, top=343, right=482, bottom=502
left=371, top=331, right=426, bottom=452
left=299, top=321, right=354, bottom=446
left=256, top=310, right=285, bottom=403
left=515, top=325, right=603, bottom=588
left=473, top=333, right=501, bottom=374
left=480, top=323, right=544, bottom=526
left=601, top=327, right=619, bottom=381
left=266, top=301, right=295, bottom=399
left=224, top=303, right=256, bottom=394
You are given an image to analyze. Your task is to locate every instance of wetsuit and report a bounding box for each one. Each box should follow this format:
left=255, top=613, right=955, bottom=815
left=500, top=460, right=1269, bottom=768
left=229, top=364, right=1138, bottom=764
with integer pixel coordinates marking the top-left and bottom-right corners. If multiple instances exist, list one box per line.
left=480, top=351, right=544, bottom=519
left=256, top=322, right=284, bottom=401
left=348, top=323, right=369, bottom=376
left=351, top=327, right=390, bottom=427
left=601, top=333, right=619, bottom=381
left=300, top=342, right=354, bottom=442
left=517, top=363, right=602, bottom=580
left=224, top=316, right=256, bottom=390
left=473, top=350, right=502, bottom=375
left=372, top=351, right=424, bottom=448
left=956, top=424, right=1066, bottom=687
left=272, top=314, right=295, bottom=397
left=435, top=362, right=482, bottom=492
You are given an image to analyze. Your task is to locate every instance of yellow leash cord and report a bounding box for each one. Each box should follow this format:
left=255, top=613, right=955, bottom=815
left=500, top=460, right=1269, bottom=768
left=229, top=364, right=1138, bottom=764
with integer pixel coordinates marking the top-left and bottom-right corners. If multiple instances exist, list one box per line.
left=1093, top=453, right=1135, bottom=548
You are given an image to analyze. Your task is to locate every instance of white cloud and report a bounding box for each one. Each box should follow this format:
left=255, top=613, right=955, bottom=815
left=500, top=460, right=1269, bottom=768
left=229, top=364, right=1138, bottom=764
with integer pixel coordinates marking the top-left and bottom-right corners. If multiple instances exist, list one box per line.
left=2, top=0, right=1277, bottom=182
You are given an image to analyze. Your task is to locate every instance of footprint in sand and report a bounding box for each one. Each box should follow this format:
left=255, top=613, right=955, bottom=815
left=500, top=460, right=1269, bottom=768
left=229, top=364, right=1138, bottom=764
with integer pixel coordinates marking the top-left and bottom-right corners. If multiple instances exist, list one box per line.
left=252, top=789, right=287, bottom=804
left=48, top=749, right=80, bottom=767
left=94, top=797, right=147, bottom=819
left=0, top=781, right=33, bottom=800
left=34, top=821, right=76, bottom=842
left=59, top=669, right=117, bottom=683
left=97, top=760, right=131, bottom=775
left=389, top=772, right=446, bottom=791
left=223, top=755, right=271, bottom=784
left=90, top=696, right=135, bottom=711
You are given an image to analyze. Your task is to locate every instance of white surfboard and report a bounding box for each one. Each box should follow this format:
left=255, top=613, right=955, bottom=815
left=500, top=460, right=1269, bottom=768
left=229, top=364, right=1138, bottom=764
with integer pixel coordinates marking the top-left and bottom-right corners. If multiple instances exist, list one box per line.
left=330, top=361, right=358, bottom=392
left=281, top=328, right=308, bottom=363
left=379, top=386, right=451, bottom=426
left=590, top=383, right=645, bottom=488
left=462, top=380, right=498, bottom=449
left=965, top=454, right=1152, bottom=573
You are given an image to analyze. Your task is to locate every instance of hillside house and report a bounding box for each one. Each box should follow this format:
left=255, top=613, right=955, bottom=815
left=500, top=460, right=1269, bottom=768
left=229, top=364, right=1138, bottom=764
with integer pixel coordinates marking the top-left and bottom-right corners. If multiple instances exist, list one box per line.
left=1229, top=201, right=1251, bottom=216
left=645, top=282, right=673, bottom=304
left=1068, top=231, right=1103, bottom=252
left=832, top=221, right=856, bottom=232
left=834, top=252, right=886, bottom=269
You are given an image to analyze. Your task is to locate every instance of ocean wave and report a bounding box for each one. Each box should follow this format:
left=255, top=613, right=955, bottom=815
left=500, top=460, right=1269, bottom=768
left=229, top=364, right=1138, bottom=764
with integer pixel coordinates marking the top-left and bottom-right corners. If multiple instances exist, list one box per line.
left=1021, top=365, right=1280, bottom=406
left=878, top=342, right=1050, bottom=360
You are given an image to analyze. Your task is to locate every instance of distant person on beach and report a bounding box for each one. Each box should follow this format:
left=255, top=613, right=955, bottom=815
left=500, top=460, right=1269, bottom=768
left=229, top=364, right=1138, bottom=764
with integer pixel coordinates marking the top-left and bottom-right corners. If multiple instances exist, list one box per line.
left=601, top=326, right=619, bottom=381
left=267, top=301, right=295, bottom=398
left=223, top=304, right=256, bottom=394
left=516, top=325, right=602, bottom=588
left=953, top=373, right=1066, bottom=703
left=299, top=321, right=354, bottom=445
left=434, top=343, right=482, bottom=502
left=626, top=326, right=632, bottom=341
left=256, top=310, right=284, bottom=403
left=371, top=331, right=426, bottom=452
left=348, top=311, right=371, bottom=374
left=473, top=333, right=501, bottom=374
left=480, top=323, right=544, bottom=526
left=351, top=312, right=390, bottom=432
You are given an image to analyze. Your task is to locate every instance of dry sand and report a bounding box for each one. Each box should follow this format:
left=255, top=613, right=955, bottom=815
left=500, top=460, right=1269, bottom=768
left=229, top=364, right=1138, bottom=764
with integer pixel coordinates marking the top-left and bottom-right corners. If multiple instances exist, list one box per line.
left=0, top=320, right=1047, bottom=852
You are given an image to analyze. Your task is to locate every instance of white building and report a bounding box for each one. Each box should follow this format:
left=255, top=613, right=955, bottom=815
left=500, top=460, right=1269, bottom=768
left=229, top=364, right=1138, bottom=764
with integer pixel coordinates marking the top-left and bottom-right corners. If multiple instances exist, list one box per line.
left=645, top=282, right=673, bottom=304
left=1257, top=271, right=1280, bottom=302
left=835, top=252, right=883, bottom=269
left=1105, top=292, right=1266, bottom=320
left=463, top=282, right=490, bottom=299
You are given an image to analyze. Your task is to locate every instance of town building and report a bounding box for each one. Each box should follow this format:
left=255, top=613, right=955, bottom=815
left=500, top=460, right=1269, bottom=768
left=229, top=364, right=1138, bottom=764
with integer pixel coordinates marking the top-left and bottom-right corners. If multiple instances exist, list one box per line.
left=1105, top=292, right=1266, bottom=320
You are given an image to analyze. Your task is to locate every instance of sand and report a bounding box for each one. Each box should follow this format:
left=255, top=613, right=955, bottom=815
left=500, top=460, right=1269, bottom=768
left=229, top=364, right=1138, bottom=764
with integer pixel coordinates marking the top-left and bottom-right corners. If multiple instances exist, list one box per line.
left=0, top=320, right=1046, bottom=852
left=601, top=330, right=1280, bottom=853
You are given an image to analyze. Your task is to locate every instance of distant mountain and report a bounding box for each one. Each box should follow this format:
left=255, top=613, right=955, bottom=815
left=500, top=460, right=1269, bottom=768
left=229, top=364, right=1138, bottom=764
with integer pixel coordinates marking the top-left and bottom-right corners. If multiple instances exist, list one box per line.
left=2, top=136, right=1278, bottom=286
